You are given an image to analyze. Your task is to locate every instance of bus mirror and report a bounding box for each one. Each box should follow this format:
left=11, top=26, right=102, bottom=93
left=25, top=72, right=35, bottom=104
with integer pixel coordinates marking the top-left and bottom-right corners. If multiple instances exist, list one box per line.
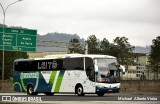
left=95, top=65, right=98, bottom=75
left=119, top=65, right=125, bottom=74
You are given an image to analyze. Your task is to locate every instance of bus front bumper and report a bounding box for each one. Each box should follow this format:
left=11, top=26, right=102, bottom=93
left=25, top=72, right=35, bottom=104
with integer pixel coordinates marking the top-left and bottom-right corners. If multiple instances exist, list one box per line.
left=96, top=86, right=120, bottom=93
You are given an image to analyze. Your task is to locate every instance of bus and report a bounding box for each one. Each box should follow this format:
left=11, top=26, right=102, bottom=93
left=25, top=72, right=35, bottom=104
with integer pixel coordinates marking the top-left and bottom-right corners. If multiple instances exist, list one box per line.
left=13, top=54, right=125, bottom=96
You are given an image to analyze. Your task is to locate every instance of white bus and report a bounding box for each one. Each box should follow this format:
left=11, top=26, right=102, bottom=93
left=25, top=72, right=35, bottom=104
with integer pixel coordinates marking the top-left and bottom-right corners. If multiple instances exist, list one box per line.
left=13, top=54, right=125, bottom=96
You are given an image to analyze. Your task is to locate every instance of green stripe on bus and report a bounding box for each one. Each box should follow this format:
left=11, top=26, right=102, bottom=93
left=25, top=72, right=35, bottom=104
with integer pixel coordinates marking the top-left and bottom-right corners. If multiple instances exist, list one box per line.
left=13, top=82, right=21, bottom=87
left=54, top=71, right=65, bottom=92
left=20, top=77, right=27, bottom=92
left=49, top=71, right=57, bottom=86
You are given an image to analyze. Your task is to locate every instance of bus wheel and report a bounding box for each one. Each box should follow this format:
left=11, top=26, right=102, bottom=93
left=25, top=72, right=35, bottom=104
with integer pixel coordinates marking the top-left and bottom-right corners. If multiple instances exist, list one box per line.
left=76, top=85, right=85, bottom=96
left=45, top=92, right=54, bottom=96
left=97, top=93, right=104, bottom=96
left=27, top=85, right=37, bottom=95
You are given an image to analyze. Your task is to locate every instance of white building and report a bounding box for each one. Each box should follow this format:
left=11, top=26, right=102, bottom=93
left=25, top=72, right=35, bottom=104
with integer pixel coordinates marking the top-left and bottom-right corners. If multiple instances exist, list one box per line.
left=127, top=46, right=150, bottom=80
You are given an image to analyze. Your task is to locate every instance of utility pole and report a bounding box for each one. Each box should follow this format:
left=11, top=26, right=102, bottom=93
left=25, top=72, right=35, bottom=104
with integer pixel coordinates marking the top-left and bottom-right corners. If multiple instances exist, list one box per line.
left=85, top=43, right=88, bottom=54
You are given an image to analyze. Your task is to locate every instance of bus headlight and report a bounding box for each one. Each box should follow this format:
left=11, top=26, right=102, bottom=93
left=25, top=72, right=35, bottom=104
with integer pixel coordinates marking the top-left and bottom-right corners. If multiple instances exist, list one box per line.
left=116, top=85, right=120, bottom=88
left=98, top=85, right=104, bottom=88
left=100, top=79, right=108, bottom=83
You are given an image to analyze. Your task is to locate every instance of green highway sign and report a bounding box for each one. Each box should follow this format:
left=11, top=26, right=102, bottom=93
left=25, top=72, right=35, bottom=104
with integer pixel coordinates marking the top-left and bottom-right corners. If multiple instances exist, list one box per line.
left=0, top=28, right=37, bottom=52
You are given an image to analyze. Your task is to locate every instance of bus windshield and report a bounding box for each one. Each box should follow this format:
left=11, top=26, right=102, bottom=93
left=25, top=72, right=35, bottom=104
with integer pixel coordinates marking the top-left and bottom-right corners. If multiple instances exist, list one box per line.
left=96, top=58, right=120, bottom=83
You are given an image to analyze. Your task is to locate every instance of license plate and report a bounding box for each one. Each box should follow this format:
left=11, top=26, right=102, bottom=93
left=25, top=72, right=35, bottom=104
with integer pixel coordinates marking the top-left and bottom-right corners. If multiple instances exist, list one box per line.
left=108, top=89, right=112, bottom=92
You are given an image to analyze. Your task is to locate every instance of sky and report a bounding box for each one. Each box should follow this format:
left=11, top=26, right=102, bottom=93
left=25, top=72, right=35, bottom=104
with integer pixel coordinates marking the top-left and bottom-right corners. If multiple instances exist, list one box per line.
left=0, top=0, right=160, bottom=46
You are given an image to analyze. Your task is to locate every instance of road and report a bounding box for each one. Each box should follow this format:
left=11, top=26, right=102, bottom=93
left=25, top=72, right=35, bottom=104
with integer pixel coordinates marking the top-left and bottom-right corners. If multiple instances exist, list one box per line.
left=0, top=93, right=160, bottom=104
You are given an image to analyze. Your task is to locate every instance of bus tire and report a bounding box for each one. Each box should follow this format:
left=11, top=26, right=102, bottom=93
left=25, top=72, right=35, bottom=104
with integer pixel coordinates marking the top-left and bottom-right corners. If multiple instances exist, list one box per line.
left=45, top=92, right=54, bottom=96
left=76, top=85, right=85, bottom=96
left=27, top=84, right=37, bottom=95
left=97, top=93, right=104, bottom=96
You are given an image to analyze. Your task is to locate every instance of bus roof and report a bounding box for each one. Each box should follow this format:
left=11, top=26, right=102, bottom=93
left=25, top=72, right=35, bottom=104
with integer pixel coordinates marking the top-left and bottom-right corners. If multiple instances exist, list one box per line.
left=43, top=54, right=116, bottom=59
left=14, top=54, right=116, bottom=62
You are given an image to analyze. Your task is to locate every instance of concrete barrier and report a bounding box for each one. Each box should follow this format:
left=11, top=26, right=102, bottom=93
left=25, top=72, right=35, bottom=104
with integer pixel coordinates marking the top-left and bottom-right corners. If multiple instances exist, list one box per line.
left=0, top=80, right=160, bottom=94
left=120, top=80, right=160, bottom=93
left=0, top=80, right=13, bottom=93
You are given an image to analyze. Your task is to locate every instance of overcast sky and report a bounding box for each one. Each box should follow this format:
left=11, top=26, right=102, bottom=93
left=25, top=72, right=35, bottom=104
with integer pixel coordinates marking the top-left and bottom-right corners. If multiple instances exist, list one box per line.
left=0, top=0, right=160, bottom=46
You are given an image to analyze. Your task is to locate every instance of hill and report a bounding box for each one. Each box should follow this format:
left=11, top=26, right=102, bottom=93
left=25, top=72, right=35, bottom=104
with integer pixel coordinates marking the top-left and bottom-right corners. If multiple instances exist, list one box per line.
left=37, top=32, right=85, bottom=52
left=37, top=32, right=85, bottom=43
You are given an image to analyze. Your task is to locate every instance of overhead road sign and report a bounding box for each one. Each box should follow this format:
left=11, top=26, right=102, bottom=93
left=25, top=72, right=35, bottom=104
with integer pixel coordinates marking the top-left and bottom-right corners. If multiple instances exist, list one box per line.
left=0, top=28, right=37, bottom=52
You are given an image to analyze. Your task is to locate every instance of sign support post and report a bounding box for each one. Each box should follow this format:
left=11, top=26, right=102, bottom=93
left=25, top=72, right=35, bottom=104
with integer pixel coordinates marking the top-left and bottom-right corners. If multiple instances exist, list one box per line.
left=0, top=0, right=23, bottom=80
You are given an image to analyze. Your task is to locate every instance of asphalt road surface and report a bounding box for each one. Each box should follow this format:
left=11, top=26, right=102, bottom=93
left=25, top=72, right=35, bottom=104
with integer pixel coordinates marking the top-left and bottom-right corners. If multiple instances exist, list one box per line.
left=0, top=93, right=160, bottom=104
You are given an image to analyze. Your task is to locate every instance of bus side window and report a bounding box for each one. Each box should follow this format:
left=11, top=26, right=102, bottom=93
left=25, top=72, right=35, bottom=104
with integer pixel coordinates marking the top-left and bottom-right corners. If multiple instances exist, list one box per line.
left=14, top=62, right=19, bottom=71
left=14, top=61, right=37, bottom=71
left=55, top=59, right=64, bottom=70
left=14, top=61, right=29, bottom=71
left=63, top=58, right=84, bottom=70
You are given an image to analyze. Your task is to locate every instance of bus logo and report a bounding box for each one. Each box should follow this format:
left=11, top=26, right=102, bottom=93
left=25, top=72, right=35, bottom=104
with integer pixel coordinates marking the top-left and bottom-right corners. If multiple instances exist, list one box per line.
left=20, top=72, right=39, bottom=79
left=2, top=96, right=11, bottom=101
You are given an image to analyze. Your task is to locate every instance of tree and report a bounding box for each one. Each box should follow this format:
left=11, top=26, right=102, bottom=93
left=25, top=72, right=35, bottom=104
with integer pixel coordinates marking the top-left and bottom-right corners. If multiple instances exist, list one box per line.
left=68, top=38, right=84, bottom=54
left=0, top=23, right=7, bottom=28
left=149, top=36, right=160, bottom=80
left=100, top=38, right=110, bottom=55
left=111, top=37, right=135, bottom=65
left=108, top=43, right=119, bottom=57
left=86, top=35, right=100, bottom=54
left=0, top=50, right=28, bottom=80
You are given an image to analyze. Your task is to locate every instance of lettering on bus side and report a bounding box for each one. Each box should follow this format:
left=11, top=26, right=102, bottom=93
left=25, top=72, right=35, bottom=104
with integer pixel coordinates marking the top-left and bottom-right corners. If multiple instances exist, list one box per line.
left=37, top=61, right=57, bottom=70
left=20, top=73, right=39, bottom=79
